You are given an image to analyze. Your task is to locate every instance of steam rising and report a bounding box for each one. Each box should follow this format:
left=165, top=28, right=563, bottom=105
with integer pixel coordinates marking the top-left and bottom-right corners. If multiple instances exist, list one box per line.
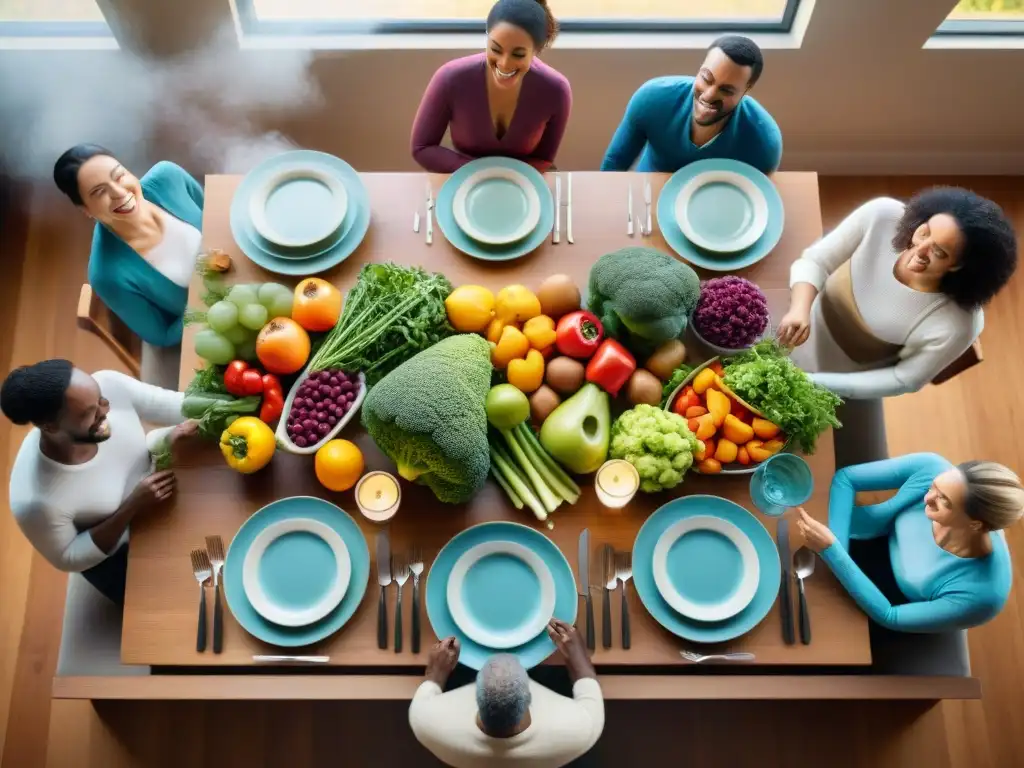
left=0, top=27, right=324, bottom=181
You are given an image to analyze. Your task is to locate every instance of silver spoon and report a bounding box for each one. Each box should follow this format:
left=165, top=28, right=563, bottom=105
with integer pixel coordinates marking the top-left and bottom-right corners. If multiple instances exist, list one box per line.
left=794, top=547, right=815, bottom=645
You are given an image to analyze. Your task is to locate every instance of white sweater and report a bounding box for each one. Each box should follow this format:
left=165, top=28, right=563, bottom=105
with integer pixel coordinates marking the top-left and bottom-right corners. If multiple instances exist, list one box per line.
left=9, top=371, right=184, bottom=572
left=788, top=197, right=982, bottom=399
left=409, top=678, right=604, bottom=768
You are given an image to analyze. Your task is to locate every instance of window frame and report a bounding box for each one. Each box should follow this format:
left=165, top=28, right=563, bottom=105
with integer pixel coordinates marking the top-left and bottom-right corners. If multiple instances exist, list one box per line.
left=0, top=19, right=111, bottom=37
left=236, top=0, right=802, bottom=37
left=935, top=19, right=1024, bottom=36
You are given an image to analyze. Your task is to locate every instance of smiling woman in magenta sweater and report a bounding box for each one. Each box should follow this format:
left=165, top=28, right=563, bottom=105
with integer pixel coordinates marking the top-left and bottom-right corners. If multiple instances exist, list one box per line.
left=796, top=453, right=1021, bottom=633
left=411, top=0, right=572, bottom=173
left=53, top=144, right=204, bottom=349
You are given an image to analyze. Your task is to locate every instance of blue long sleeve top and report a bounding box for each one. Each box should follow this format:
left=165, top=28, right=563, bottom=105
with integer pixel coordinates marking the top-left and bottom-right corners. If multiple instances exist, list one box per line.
left=600, top=76, right=782, bottom=174
left=87, top=161, right=205, bottom=347
left=822, top=453, right=1012, bottom=633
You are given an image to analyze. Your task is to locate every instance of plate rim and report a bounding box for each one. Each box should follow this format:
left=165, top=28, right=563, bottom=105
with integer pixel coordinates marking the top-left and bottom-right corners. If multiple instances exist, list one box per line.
left=655, top=159, right=784, bottom=272
left=446, top=539, right=556, bottom=650
left=631, top=494, right=781, bottom=643
left=674, top=170, right=768, bottom=253
left=652, top=514, right=760, bottom=622
left=452, top=166, right=541, bottom=245
left=242, top=516, right=352, bottom=628
left=436, top=157, right=554, bottom=262
left=223, top=495, right=370, bottom=647
left=230, top=150, right=371, bottom=276
left=249, top=165, right=348, bottom=249
left=425, top=520, right=577, bottom=670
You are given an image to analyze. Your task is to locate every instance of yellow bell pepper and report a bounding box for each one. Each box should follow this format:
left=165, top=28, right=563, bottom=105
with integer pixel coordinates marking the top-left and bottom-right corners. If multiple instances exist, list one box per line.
left=491, top=325, right=530, bottom=369
left=507, top=349, right=545, bottom=393
left=522, top=315, right=557, bottom=350
left=495, top=285, right=542, bottom=324
left=220, top=416, right=276, bottom=474
left=486, top=318, right=507, bottom=344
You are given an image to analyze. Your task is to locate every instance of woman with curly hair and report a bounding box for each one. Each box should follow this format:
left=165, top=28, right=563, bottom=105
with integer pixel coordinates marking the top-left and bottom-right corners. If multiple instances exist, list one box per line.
left=777, top=188, right=1018, bottom=399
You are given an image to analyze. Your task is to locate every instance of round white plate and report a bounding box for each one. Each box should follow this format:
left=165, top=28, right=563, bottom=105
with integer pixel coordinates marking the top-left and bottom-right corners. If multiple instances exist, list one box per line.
left=447, top=540, right=556, bottom=649
left=674, top=170, right=769, bottom=253
left=452, top=167, right=541, bottom=245
left=249, top=165, right=348, bottom=249
left=242, top=517, right=351, bottom=627
left=653, top=515, right=760, bottom=622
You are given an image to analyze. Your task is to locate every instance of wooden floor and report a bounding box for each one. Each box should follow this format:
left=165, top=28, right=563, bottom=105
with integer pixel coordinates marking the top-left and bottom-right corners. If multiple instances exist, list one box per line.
left=2, top=177, right=1022, bottom=767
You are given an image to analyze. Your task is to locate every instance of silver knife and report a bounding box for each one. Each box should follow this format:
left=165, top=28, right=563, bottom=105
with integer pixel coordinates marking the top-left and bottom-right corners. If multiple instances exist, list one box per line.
left=566, top=173, right=574, bottom=244
left=644, top=178, right=652, bottom=236
left=577, top=529, right=593, bottom=651
left=627, top=186, right=634, bottom=237
left=777, top=517, right=795, bottom=645
left=377, top=531, right=392, bottom=650
left=553, top=173, right=561, bottom=244
left=425, top=184, right=434, bottom=245
left=253, top=655, right=329, bottom=664
left=602, top=544, right=616, bottom=649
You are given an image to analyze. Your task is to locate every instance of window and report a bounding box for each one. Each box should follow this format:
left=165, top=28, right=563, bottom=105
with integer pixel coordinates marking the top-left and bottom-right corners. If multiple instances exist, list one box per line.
left=0, top=0, right=111, bottom=36
left=937, top=0, right=1024, bottom=34
left=239, top=0, right=800, bottom=35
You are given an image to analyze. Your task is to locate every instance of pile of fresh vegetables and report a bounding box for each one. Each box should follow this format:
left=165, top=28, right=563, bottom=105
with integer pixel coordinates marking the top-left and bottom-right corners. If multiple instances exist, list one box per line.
left=692, top=276, right=770, bottom=350
left=722, top=341, right=842, bottom=454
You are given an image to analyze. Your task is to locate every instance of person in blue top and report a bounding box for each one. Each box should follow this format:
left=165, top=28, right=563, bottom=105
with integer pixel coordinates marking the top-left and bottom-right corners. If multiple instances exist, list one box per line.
left=796, top=453, right=1022, bottom=633
left=600, top=35, right=782, bottom=174
left=54, top=145, right=205, bottom=386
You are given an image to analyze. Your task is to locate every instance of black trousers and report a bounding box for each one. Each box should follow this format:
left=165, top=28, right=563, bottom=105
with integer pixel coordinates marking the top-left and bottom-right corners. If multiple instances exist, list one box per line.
left=82, top=543, right=128, bottom=605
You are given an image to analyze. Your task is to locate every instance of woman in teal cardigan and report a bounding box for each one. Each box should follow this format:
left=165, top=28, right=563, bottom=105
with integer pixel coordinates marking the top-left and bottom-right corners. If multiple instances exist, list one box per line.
left=797, top=453, right=1021, bottom=633
left=54, top=145, right=204, bottom=349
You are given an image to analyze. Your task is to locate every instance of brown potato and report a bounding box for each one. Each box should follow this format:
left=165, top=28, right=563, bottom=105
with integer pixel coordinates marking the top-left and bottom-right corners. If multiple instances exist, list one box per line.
left=626, top=369, right=663, bottom=406
left=545, top=356, right=585, bottom=395
left=645, top=339, right=687, bottom=381
left=529, top=385, right=562, bottom=424
left=536, top=274, right=581, bottom=319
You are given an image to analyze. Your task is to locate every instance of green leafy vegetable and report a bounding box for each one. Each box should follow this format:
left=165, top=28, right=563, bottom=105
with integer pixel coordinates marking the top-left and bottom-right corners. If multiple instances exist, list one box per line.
left=150, top=434, right=173, bottom=471
left=361, top=334, right=491, bottom=504
left=181, top=394, right=261, bottom=439
left=609, top=404, right=700, bottom=493
left=185, top=365, right=227, bottom=396
left=309, top=263, right=453, bottom=385
left=661, top=363, right=695, bottom=407
left=723, top=341, right=842, bottom=454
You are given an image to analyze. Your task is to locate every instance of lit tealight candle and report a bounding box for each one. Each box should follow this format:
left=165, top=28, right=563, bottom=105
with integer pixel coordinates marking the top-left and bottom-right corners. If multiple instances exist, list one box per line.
left=355, top=471, right=401, bottom=523
left=595, top=460, right=640, bottom=509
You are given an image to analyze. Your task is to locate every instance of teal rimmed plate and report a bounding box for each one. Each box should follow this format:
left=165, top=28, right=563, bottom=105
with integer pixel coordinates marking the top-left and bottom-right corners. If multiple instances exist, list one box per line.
left=224, top=496, right=369, bottom=647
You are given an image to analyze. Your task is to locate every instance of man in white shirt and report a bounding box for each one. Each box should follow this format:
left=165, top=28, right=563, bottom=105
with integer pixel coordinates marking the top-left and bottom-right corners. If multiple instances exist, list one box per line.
left=2, top=359, right=192, bottom=604
left=409, top=619, right=604, bottom=768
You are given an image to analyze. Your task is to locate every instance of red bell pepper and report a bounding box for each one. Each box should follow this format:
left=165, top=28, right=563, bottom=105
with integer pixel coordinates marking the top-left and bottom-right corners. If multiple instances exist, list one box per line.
left=224, top=360, right=265, bottom=397
left=259, top=373, right=284, bottom=424
left=555, top=311, right=604, bottom=359
left=585, top=339, right=636, bottom=397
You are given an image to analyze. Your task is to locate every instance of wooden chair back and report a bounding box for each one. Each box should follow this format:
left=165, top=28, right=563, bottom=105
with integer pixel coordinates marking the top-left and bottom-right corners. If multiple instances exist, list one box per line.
left=931, top=340, right=983, bottom=386
left=76, top=284, right=142, bottom=378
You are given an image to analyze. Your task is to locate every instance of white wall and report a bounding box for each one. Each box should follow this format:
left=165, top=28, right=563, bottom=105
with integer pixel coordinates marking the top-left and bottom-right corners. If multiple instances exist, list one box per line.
left=2, top=0, right=1024, bottom=179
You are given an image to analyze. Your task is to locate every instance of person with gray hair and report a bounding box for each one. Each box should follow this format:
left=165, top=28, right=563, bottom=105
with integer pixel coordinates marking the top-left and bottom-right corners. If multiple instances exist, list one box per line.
left=409, top=619, right=604, bottom=767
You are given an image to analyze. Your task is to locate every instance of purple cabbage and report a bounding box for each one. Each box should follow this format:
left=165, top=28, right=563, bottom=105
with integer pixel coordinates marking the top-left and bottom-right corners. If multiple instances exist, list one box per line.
left=692, top=277, right=769, bottom=349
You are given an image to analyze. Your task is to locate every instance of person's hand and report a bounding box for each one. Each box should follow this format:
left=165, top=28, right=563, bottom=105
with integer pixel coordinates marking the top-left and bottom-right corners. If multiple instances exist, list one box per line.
left=169, top=419, right=200, bottom=445
left=125, top=470, right=176, bottom=512
left=776, top=308, right=811, bottom=348
left=425, top=636, right=460, bottom=687
left=794, top=507, right=835, bottom=553
left=547, top=619, right=595, bottom=682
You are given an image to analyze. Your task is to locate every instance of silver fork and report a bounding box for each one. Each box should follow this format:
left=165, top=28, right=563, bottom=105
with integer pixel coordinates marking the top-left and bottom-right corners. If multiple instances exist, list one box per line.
left=393, top=555, right=411, bottom=653
left=205, top=536, right=225, bottom=654
left=409, top=548, right=424, bottom=654
left=615, top=551, right=633, bottom=650
left=680, top=650, right=756, bottom=664
left=425, top=183, right=434, bottom=245
left=190, top=549, right=211, bottom=653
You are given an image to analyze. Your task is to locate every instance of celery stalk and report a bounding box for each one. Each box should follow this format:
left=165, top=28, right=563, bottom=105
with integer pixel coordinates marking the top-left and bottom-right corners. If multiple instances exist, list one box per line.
left=516, top=423, right=582, bottom=497
left=490, top=445, right=546, bottom=521
left=514, top=425, right=579, bottom=504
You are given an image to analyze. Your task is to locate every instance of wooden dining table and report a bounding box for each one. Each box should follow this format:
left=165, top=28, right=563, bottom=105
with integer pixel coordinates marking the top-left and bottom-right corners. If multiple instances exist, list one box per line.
left=120, top=170, right=871, bottom=671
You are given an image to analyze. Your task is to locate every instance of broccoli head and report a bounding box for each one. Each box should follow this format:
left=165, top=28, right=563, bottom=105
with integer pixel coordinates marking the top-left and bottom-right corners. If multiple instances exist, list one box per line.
left=361, top=334, right=492, bottom=503
left=587, top=246, right=701, bottom=355
left=609, top=404, right=700, bottom=492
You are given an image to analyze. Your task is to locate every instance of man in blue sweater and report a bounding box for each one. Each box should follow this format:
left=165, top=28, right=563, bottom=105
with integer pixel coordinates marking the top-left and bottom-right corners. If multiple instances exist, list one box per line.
left=601, top=36, right=782, bottom=174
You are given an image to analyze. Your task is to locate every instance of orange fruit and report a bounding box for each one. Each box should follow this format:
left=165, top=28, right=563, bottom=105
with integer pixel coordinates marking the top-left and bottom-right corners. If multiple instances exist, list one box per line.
left=314, top=439, right=364, bottom=492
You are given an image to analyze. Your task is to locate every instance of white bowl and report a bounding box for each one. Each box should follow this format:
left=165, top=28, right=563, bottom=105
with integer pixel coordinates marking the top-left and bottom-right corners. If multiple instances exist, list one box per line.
left=689, top=315, right=773, bottom=358
left=276, top=367, right=366, bottom=455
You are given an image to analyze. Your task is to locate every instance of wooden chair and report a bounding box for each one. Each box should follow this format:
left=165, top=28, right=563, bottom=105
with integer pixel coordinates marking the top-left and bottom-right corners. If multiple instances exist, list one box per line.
left=931, top=340, right=983, bottom=385
left=76, top=284, right=142, bottom=379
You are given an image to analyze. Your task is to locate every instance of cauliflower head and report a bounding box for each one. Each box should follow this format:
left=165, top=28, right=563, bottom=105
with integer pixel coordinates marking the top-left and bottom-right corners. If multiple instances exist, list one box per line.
left=608, top=404, right=700, bottom=492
